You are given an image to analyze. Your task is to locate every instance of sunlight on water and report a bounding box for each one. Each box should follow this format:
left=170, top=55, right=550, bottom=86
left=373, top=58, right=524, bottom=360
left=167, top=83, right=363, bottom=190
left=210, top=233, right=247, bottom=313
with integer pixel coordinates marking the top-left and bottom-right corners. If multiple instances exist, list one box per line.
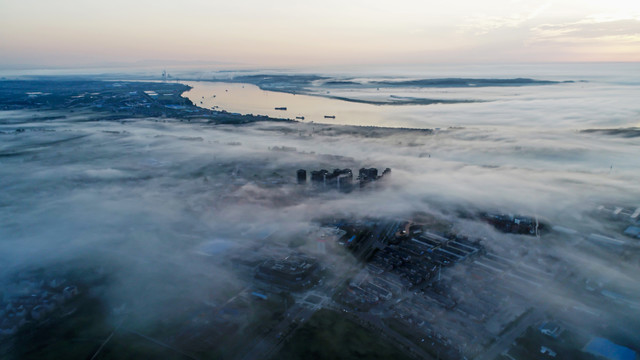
left=182, top=81, right=393, bottom=127
left=182, top=74, right=640, bottom=130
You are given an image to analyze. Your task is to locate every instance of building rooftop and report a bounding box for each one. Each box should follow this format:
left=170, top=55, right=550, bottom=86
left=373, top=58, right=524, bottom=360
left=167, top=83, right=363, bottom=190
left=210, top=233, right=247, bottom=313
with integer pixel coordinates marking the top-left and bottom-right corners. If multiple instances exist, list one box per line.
left=539, top=321, right=561, bottom=338
left=583, top=337, right=637, bottom=360
left=623, top=226, right=640, bottom=238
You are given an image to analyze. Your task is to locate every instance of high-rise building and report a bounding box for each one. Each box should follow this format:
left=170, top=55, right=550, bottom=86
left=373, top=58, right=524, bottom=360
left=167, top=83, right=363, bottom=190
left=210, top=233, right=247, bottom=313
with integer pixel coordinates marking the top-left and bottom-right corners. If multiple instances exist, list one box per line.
left=359, top=168, right=379, bottom=187
left=297, top=169, right=307, bottom=184
left=310, top=169, right=329, bottom=186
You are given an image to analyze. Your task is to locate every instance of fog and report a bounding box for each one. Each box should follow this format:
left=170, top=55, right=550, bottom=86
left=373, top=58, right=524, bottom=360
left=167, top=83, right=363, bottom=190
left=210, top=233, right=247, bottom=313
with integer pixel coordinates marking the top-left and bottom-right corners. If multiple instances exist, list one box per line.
left=182, top=64, right=640, bottom=130
left=1, top=79, right=639, bottom=356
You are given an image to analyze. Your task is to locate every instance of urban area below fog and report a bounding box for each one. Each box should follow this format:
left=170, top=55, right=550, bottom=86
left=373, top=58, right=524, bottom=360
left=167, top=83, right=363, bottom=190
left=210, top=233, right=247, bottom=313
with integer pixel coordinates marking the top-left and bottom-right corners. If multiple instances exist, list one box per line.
left=0, top=73, right=639, bottom=360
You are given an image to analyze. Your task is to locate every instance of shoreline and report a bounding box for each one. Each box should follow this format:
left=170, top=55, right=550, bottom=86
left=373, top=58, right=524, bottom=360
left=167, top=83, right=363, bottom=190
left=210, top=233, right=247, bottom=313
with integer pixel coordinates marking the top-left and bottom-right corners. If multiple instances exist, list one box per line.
left=177, top=78, right=489, bottom=107
left=0, top=79, right=295, bottom=125
left=2, top=78, right=636, bottom=135
left=177, top=74, right=575, bottom=106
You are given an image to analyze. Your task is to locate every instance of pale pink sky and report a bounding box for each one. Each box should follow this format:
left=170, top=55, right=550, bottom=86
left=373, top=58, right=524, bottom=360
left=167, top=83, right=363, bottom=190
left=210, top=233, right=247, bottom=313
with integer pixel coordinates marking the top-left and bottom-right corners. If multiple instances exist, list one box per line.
left=1, top=0, right=639, bottom=68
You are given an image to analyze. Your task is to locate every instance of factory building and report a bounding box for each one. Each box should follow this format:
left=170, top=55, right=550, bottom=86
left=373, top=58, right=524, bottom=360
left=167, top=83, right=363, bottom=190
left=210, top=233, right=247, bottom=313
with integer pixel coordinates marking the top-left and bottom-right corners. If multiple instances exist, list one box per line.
left=583, top=337, right=636, bottom=360
left=255, top=253, right=320, bottom=290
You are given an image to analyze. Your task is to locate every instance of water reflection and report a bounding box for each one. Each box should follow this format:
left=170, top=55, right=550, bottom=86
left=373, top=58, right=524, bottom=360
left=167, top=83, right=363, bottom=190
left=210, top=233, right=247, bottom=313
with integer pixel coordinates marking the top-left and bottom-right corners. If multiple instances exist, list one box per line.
left=182, top=80, right=639, bottom=129
left=181, top=81, right=401, bottom=127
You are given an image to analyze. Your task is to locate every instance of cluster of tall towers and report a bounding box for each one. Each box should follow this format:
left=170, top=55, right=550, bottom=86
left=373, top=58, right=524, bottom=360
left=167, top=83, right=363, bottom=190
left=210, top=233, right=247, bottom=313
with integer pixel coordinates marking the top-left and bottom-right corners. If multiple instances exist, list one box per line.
left=296, top=167, right=391, bottom=192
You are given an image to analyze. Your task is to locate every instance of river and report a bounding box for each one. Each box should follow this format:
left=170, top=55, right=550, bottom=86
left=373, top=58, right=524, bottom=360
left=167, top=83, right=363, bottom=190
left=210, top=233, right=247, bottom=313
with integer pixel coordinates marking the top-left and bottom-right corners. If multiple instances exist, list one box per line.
left=181, top=73, right=640, bottom=130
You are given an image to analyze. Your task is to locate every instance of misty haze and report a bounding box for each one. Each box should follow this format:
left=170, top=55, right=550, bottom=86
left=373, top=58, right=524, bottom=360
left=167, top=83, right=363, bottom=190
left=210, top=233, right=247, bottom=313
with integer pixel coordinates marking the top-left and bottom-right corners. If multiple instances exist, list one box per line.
left=1, top=1, right=640, bottom=360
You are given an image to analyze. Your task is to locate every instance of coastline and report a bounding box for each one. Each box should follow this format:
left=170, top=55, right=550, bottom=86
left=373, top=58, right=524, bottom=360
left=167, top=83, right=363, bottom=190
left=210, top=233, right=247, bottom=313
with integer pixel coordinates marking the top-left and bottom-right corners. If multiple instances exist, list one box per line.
left=0, top=79, right=295, bottom=125
left=177, top=74, right=575, bottom=105
left=0, top=78, right=442, bottom=132
left=3, top=77, right=637, bottom=135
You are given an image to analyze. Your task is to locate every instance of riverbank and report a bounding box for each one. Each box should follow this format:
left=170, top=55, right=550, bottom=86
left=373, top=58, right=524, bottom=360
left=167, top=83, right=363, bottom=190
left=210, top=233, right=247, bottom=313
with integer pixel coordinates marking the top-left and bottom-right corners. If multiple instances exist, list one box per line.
left=180, top=74, right=573, bottom=106
left=0, top=79, right=294, bottom=125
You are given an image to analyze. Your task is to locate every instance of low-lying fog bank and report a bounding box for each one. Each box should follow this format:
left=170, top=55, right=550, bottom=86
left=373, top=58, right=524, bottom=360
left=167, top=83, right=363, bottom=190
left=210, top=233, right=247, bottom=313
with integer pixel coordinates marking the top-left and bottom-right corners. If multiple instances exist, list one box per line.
left=1, top=108, right=639, bottom=358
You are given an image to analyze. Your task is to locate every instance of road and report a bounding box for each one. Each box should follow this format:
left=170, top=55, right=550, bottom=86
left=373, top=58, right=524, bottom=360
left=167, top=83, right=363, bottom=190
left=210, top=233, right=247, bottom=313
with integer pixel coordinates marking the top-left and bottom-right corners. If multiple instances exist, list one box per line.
left=237, top=273, right=431, bottom=360
left=353, top=221, right=400, bottom=260
left=237, top=303, right=314, bottom=360
left=474, top=309, right=542, bottom=360
left=238, top=222, right=430, bottom=360
left=349, top=311, right=437, bottom=360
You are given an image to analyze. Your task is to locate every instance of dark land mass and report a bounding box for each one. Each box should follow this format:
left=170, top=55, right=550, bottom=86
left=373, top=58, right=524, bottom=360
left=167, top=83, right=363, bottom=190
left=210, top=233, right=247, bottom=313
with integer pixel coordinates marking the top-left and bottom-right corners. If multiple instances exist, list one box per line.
left=225, top=74, right=327, bottom=93
left=322, top=80, right=361, bottom=86
left=197, top=74, right=572, bottom=105
left=274, top=309, right=413, bottom=360
left=205, top=74, right=573, bottom=93
left=581, top=127, right=640, bottom=138
left=369, top=77, right=574, bottom=87
left=257, top=123, right=436, bottom=138
left=220, top=74, right=573, bottom=90
left=0, top=79, right=293, bottom=125
left=327, top=95, right=483, bottom=106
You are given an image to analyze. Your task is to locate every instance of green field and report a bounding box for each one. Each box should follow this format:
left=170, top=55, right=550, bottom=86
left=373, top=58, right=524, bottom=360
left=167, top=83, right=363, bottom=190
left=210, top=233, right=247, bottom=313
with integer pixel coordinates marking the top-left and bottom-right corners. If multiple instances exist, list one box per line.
left=275, top=309, right=412, bottom=360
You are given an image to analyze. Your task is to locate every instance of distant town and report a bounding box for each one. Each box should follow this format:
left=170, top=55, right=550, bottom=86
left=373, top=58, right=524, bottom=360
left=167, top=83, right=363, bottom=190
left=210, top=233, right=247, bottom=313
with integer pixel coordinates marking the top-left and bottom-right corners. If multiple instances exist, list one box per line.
left=0, top=79, right=292, bottom=124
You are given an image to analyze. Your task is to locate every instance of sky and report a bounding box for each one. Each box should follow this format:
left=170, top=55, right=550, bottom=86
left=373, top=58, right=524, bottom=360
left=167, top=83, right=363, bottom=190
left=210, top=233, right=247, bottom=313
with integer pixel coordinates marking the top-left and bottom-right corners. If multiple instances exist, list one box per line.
left=1, top=0, right=640, bottom=68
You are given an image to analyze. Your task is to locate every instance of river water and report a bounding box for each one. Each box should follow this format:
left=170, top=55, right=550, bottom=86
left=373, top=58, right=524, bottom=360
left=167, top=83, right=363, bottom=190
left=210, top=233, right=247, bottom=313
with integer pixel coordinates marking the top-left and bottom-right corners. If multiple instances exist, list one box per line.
left=181, top=73, right=640, bottom=130
left=182, top=81, right=398, bottom=127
